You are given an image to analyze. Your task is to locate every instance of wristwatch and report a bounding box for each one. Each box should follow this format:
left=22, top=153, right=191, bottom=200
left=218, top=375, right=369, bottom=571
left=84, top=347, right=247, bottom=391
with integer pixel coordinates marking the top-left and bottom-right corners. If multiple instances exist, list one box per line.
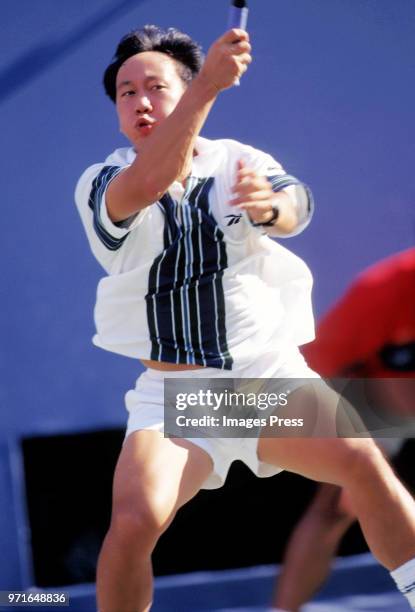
left=251, top=202, right=280, bottom=227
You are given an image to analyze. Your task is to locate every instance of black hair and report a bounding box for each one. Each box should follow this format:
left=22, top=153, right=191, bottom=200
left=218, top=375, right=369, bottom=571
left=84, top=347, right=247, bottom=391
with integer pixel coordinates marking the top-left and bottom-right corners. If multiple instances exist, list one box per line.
left=103, top=25, right=204, bottom=102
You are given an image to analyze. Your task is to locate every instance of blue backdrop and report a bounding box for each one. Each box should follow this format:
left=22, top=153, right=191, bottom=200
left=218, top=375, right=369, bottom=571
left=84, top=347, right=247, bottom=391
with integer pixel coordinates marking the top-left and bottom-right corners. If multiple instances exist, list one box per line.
left=1, top=0, right=415, bottom=589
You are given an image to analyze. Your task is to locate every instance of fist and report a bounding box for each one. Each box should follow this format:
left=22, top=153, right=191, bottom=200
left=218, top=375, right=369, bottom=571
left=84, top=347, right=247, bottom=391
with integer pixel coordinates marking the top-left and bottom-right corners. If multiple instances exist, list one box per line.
left=199, top=29, right=252, bottom=91
left=230, top=160, right=276, bottom=225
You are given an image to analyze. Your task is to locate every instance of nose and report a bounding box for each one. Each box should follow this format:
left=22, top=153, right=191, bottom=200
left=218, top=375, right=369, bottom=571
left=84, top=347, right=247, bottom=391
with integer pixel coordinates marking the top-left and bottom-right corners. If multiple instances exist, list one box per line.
left=135, top=94, right=152, bottom=114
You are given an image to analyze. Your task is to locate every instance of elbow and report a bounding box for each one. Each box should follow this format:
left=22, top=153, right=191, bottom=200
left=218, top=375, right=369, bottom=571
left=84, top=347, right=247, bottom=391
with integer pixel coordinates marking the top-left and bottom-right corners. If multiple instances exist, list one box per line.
left=143, top=158, right=189, bottom=203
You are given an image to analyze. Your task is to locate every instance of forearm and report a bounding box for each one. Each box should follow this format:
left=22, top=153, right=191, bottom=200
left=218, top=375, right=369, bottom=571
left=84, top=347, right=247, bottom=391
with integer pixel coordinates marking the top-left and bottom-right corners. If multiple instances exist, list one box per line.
left=107, top=76, right=218, bottom=222
left=139, top=75, right=218, bottom=185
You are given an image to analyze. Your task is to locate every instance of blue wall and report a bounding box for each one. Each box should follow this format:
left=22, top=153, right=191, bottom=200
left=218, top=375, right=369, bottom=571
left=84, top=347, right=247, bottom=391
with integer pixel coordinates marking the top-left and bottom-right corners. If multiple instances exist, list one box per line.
left=1, top=0, right=415, bottom=588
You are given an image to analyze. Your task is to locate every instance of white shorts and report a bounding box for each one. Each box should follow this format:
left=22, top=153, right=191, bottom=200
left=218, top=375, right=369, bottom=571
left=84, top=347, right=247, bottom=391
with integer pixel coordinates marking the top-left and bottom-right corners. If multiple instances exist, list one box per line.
left=124, top=346, right=319, bottom=489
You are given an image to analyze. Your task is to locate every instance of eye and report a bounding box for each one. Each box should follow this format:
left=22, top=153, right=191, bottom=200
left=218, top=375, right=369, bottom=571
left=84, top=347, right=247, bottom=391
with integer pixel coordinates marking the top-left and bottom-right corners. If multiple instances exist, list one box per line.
left=121, top=90, right=135, bottom=97
left=151, top=84, right=166, bottom=91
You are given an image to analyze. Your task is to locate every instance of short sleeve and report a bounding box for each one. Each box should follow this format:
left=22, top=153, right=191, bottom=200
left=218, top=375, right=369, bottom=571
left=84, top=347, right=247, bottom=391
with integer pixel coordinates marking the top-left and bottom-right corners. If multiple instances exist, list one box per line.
left=241, top=146, right=314, bottom=237
left=75, top=163, right=146, bottom=271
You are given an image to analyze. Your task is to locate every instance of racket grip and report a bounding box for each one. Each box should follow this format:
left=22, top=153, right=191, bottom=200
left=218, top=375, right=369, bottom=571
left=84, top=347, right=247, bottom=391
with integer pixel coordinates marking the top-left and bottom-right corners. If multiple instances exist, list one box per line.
left=228, top=5, right=249, bottom=30
left=227, top=4, right=249, bottom=86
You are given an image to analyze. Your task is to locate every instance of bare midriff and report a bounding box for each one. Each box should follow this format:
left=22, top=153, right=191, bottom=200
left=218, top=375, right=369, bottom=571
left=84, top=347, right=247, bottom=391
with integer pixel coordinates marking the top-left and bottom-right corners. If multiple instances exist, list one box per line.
left=140, top=359, right=204, bottom=371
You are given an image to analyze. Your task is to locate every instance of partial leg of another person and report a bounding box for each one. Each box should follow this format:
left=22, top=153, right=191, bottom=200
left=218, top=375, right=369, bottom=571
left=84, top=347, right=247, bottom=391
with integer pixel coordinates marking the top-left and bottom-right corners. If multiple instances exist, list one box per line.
left=258, top=383, right=415, bottom=609
left=96, top=429, right=213, bottom=612
left=272, top=483, right=355, bottom=612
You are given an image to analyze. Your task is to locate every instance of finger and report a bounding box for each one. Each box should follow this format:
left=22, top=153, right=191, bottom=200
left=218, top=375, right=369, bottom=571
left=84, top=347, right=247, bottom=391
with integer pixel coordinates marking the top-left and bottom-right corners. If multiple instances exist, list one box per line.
left=232, top=180, right=272, bottom=197
left=233, top=203, right=274, bottom=216
left=224, top=51, right=251, bottom=75
left=229, top=191, right=271, bottom=209
left=233, top=179, right=263, bottom=199
left=229, top=40, right=252, bottom=54
left=235, top=168, right=261, bottom=182
left=234, top=175, right=270, bottom=193
left=235, top=167, right=258, bottom=184
left=230, top=160, right=242, bottom=195
left=234, top=54, right=252, bottom=73
left=231, top=159, right=247, bottom=190
left=232, top=185, right=269, bottom=201
left=234, top=51, right=253, bottom=64
left=222, top=29, right=249, bottom=44
left=231, top=202, right=266, bottom=211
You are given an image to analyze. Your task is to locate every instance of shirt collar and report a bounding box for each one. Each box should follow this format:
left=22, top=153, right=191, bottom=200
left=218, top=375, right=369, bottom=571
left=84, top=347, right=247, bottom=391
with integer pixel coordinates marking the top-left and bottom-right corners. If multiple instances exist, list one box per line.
left=106, top=137, right=225, bottom=177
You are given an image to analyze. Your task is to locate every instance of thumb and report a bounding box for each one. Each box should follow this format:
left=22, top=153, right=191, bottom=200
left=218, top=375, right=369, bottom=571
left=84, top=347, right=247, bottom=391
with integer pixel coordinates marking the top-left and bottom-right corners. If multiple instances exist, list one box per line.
left=237, top=158, right=245, bottom=171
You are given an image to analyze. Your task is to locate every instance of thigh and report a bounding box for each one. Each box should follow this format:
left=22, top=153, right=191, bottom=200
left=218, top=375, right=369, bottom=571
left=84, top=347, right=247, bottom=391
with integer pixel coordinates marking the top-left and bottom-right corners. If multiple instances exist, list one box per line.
left=112, top=429, right=214, bottom=530
left=257, top=383, right=378, bottom=485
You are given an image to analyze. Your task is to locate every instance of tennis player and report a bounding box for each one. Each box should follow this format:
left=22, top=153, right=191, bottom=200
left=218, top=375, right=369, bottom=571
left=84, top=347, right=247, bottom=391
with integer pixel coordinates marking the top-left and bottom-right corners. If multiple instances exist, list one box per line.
left=75, top=26, right=415, bottom=612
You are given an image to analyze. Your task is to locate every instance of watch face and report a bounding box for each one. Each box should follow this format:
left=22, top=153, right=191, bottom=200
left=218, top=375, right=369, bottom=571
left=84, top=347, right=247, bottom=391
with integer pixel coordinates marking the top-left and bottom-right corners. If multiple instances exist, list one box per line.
left=257, top=204, right=279, bottom=227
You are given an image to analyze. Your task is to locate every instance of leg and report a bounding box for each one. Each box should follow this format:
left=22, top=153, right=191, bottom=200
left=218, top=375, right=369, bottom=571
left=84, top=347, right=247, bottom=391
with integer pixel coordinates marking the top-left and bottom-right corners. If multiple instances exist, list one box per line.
left=96, top=429, right=213, bottom=612
left=273, top=483, right=355, bottom=612
left=258, top=385, right=415, bottom=571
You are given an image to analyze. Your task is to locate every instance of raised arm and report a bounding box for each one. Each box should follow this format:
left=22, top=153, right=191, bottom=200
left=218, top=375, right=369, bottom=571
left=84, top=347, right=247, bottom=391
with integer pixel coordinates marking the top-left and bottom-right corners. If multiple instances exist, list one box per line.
left=107, top=29, right=252, bottom=222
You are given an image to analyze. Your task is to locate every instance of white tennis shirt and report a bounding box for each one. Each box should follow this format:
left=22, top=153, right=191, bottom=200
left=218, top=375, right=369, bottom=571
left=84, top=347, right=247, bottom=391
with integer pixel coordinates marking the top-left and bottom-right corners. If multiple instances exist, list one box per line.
left=75, top=137, right=315, bottom=369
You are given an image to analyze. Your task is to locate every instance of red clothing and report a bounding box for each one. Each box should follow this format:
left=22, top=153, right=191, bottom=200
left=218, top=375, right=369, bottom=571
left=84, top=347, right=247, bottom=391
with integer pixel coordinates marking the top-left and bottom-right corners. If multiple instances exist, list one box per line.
left=302, top=248, right=415, bottom=377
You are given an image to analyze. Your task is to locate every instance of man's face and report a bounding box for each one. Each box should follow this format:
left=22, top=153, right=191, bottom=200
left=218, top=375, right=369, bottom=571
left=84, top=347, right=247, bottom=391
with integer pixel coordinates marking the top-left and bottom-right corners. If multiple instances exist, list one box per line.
left=115, top=51, right=187, bottom=146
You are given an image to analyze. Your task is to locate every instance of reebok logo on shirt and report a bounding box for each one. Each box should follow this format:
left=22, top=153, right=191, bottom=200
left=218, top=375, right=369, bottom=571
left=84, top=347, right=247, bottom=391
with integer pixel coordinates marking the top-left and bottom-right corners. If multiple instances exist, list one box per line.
left=225, top=214, right=243, bottom=226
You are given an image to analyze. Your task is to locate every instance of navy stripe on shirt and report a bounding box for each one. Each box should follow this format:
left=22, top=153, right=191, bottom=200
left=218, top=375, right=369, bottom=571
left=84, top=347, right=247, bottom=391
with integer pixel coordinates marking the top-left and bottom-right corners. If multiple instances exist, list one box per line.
left=146, top=177, right=233, bottom=369
left=88, top=165, right=127, bottom=251
left=268, top=174, right=314, bottom=221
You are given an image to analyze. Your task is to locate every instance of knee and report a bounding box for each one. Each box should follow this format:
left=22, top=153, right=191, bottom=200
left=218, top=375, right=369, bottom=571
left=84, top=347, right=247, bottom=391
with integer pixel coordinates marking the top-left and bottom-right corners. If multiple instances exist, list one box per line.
left=109, top=502, right=172, bottom=553
left=316, top=438, right=385, bottom=488
left=340, top=439, right=386, bottom=486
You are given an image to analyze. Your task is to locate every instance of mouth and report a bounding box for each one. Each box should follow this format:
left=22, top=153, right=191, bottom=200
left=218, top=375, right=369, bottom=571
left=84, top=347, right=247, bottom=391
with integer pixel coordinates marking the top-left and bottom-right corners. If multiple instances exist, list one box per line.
left=135, top=117, right=155, bottom=134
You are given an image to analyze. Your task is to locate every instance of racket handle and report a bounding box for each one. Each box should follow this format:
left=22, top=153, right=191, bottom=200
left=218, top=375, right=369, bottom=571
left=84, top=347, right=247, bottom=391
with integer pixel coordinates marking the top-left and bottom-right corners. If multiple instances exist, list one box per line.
left=228, top=4, right=249, bottom=30
left=227, top=1, right=249, bottom=86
